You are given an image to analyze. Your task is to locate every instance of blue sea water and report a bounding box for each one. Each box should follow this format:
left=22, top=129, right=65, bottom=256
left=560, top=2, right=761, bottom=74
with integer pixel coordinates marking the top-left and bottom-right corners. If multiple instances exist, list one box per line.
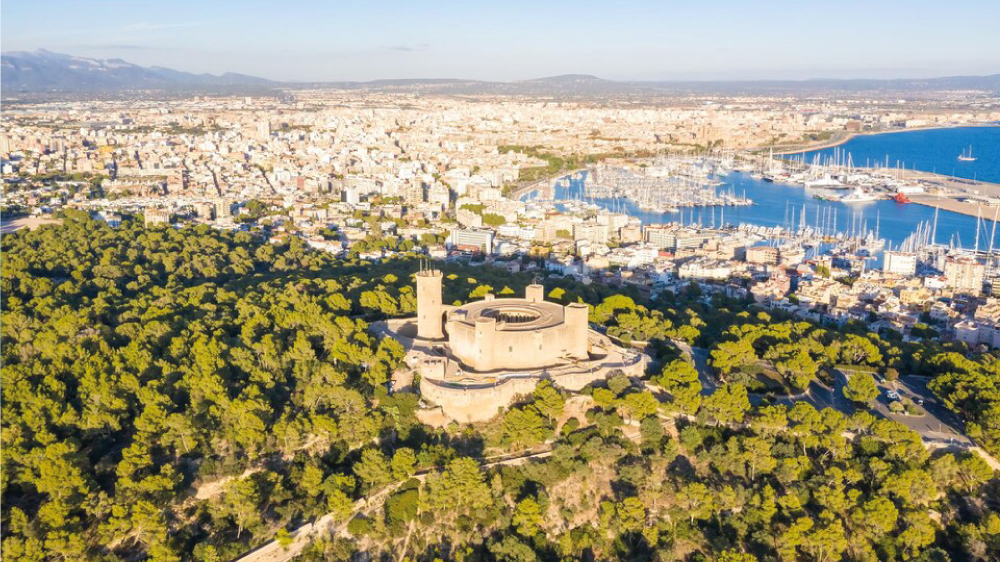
left=798, top=125, right=1000, bottom=184
left=538, top=127, right=1000, bottom=253
left=550, top=171, right=994, bottom=252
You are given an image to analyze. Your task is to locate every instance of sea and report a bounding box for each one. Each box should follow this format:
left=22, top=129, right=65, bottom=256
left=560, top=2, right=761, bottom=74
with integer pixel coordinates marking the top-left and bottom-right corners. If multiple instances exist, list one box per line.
left=797, top=125, right=1000, bottom=184
left=540, top=126, right=1000, bottom=253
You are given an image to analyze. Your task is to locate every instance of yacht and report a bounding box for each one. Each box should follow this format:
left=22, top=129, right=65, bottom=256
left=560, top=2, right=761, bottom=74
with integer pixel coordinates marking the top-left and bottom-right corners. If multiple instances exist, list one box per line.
left=958, top=146, right=977, bottom=162
left=839, top=189, right=884, bottom=204
left=805, top=174, right=844, bottom=189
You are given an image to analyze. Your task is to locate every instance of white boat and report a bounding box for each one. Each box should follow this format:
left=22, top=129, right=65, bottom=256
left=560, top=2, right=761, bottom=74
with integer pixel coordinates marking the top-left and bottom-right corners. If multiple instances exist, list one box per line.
left=839, top=189, right=883, bottom=204
left=805, top=174, right=844, bottom=189
left=958, top=146, right=977, bottom=162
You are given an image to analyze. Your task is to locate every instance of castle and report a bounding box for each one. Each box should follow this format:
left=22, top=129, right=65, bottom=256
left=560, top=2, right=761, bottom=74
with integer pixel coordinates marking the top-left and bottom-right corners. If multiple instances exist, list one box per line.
left=375, top=269, right=649, bottom=423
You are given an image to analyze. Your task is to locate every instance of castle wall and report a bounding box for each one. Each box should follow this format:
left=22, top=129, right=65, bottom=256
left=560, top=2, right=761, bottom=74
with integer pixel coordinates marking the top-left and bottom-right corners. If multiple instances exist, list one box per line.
left=420, top=376, right=539, bottom=423
left=417, top=341, right=649, bottom=423
left=449, top=319, right=582, bottom=371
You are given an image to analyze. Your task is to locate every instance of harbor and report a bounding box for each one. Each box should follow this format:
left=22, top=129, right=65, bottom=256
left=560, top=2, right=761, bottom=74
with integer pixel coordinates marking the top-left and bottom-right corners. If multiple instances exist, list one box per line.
left=526, top=160, right=999, bottom=268
left=583, top=159, right=752, bottom=212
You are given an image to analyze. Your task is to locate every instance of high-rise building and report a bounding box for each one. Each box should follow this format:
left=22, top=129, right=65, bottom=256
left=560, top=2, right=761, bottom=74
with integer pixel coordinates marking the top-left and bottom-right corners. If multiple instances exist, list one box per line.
left=883, top=251, right=917, bottom=276
left=944, top=256, right=985, bottom=294
left=448, top=229, right=494, bottom=253
left=573, top=222, right=608, bottom=245
left=144, top=208, right=172, bottom=227
left=256, top=120, right=271, bottom=140
left=746, top=246, right=780, bottom=265
left=215, top=198, right=233, bottom=220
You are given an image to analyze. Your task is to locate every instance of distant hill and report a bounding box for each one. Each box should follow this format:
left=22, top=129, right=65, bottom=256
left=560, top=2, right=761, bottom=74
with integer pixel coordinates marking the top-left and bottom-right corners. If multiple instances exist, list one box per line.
left=3, top=49, right=998, bottom=96
left=638, top=74, right=1000, bottom=95
left=526, top=74, right=606, bottom=84
left=1, top=49, right=273, bottom=92
left=298, top=73, right=1000, bottom=97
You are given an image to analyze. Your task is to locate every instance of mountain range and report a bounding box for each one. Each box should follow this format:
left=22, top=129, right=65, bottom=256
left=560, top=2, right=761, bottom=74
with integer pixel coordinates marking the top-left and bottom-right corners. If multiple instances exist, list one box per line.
left=1, top=49, right=272, bottom=92
left=3, top=50, right=999, bottom=96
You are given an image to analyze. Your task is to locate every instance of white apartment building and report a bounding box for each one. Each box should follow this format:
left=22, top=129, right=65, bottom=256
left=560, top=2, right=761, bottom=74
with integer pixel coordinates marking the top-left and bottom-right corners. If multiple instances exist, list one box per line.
left=883, top=251, right=917, bottom=277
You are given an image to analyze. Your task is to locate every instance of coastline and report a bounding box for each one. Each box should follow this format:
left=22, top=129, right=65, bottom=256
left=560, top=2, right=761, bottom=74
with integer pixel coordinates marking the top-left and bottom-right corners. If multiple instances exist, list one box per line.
left=510, top=168, right=586, bottom=200
left=894, top=168, right=1000, bottom=221
left=769, top=122, right=1000, bottom=156
left=766, top=125, right=1000, bottom=221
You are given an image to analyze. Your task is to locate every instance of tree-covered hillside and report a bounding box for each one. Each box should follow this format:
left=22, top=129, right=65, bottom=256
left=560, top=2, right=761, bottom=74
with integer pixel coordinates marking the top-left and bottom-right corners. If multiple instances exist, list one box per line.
left=2, top=214, right=1000, bottom=561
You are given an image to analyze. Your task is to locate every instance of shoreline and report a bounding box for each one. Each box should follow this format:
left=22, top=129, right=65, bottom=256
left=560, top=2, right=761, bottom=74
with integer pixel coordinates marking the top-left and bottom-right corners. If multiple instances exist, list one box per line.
left=770, top=122, right=1000, bottom=156
left=906, top=193, right=1000, bottom=222
left=893, top=168, right=1000, bottom=221
left=510, top=168, right=586, bottom=200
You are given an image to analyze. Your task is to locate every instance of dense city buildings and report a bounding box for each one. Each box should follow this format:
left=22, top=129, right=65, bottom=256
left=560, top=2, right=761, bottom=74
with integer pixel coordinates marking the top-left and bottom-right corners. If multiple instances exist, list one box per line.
left=0, top=66, right=1000, bottom=562
left=2, top=89, right=999, bottom=351
left=4, top=1, right=1000, bottom=557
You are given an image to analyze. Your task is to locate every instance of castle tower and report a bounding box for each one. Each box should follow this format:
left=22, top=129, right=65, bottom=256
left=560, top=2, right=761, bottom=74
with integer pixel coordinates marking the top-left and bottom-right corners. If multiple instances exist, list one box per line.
left=474, top=316, right=497, bottom=371
left=416, top=269, right=444, bottom=340
left=564, top=302, right=589, bottom=360
left=525, top=284, right=545, bottom=303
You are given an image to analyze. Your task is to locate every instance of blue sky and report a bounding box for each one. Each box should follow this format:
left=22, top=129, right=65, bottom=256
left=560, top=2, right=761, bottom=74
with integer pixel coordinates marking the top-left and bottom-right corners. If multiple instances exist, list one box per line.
left=3, top=0, right=998, bottom=81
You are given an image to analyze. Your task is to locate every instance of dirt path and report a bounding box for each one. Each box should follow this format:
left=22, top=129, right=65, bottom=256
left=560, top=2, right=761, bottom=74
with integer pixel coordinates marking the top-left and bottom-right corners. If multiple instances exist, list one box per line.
left=194, top=467, right=263, bottom=501
left=232, top=448, right=555, bottom=562
left=554, top=395, right=594, bottom=434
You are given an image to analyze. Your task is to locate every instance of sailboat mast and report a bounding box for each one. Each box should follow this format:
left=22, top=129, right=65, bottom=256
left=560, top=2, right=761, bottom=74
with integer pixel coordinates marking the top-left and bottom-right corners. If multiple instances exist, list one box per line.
left=990, top=207, right=999, bottom=257
left=933, top=206, right=939, bottom=246
left=975, top=207, right=982, bottom=254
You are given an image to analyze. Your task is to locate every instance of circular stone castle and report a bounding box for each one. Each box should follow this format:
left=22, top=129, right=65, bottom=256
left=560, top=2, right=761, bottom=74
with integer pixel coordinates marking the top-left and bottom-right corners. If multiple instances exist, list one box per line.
left=376, top=269, right=649, bottom=423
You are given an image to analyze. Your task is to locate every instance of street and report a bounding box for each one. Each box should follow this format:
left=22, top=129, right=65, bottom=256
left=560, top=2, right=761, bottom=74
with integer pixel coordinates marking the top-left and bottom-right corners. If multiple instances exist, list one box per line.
left=675, top=340, right=971, bottom=447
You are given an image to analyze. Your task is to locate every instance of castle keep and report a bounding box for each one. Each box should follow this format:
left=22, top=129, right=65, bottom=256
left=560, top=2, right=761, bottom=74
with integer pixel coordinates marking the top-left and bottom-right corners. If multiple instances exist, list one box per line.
left=376, top=270, right=649, bottom=423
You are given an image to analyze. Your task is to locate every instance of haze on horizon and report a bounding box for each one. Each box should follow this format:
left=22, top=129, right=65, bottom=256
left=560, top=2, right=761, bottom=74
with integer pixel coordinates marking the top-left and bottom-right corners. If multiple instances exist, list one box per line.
left=2, top=0, right=999, bottom=83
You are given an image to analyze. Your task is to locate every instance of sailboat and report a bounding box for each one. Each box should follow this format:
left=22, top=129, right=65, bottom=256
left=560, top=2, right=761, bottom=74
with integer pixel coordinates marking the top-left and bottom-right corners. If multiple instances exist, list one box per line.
left=958, top=145, right=977, bottom=162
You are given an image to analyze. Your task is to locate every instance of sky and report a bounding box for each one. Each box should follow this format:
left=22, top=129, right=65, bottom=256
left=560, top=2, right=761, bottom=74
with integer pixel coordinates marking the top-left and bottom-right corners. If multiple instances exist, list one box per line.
left=3, top=0, right=999, bottom=82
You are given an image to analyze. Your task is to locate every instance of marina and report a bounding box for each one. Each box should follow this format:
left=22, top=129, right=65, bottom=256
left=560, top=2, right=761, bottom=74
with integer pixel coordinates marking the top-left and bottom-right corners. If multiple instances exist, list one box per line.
left=525, top=163, right=1000, bottom=273
left=798, top=125, right=1000, bottom=184
left=582, top=159, right=752, bottom=212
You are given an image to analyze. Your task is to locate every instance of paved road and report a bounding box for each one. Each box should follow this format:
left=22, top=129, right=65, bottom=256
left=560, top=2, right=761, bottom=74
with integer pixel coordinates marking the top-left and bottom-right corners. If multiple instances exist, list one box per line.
left=672, top=342, right=717, bottom=395
left=676, top=342, right=972, bottom=448
left=238, top=356, right=989, bottom=562
left=875, top=375, right=971, bottom=446
left=656, top=355, right=995, bottom=473
left=765, top=369, right=854, bottom=414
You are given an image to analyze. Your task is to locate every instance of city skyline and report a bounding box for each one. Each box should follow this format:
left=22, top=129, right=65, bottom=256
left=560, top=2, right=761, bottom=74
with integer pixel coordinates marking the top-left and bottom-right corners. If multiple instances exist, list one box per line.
left=3, top=0, right=999, bottom=82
